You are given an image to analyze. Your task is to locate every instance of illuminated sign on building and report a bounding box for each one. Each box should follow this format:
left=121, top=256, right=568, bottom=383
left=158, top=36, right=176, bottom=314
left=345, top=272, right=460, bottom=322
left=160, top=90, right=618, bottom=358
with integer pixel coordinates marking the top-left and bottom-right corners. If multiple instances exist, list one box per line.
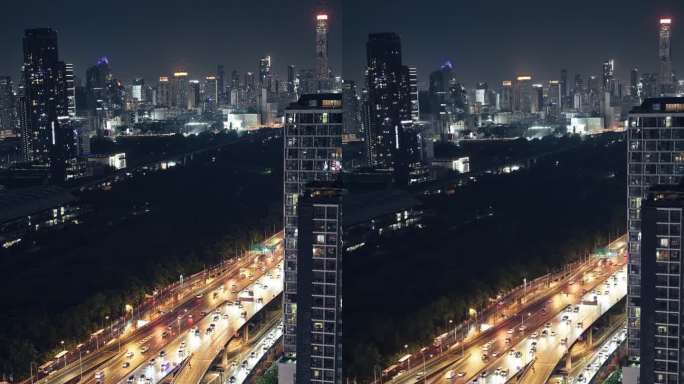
left=665, top=103, right=684, bottom=112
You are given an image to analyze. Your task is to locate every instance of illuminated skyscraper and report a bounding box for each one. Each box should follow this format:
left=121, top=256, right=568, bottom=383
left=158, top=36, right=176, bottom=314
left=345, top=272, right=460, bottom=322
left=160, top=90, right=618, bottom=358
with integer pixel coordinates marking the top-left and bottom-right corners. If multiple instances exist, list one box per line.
left=287, top=64, right=297, bottom=96
left=230, top=70, right=240, bottom=90
left=560, top=69, right=568, bottom=97
left=475, top=82, right=488, bottom=106
left=531, top=83, right=543, bottom=113
left=560, top=69, right=569, bottom=111
left=131, top=78, right=146, bottom=103
left=603, top=60, right=615, bottom=90
left=365, top=32, right=412, bottom=174
left=315, top=14, right=330, bottom=91
left=513, top=75, right=532, bottom=113
left=245, top=71, right=256, bottom=102
left=631, top=68, right=640, bottom=101
left=20, top=28, right=69, bottom=164
left=157, top=76, right=170, bottom=106
left=172, top=71, right=188, bottom=109
left=259, top=56, right=273, bottom=92
left=204, top=76, right=218, bottom=108
left=85, top=57, right=112, bottom=111
left=217, top=64, right=225, bottom=104
left=548, top=80, right=561, bottom=116
left=0, top=76, right=16, bottom=132
left=659, top=18, right=674, bottom=95
left=342, top=81, right=362, bottom=139
left=408, top=66, right=420, bottom=121
left=500, top=80, right=513, bottom=112
left=188, top=79, right=200, bottom=110
left=65, top=63, right=75, bottom=117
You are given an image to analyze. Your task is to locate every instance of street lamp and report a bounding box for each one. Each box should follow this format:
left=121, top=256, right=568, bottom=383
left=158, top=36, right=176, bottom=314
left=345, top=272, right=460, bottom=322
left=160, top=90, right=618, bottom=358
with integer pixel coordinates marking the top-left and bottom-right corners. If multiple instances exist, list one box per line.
left=404, top=344, right=410, bottom=370
left=30, top=361, right=36, bottom=384
left=76, top=343, right=83, bottom=380
left=449, top=319, right=454, bottom=344
left=60, top=340, right=66, bottom=368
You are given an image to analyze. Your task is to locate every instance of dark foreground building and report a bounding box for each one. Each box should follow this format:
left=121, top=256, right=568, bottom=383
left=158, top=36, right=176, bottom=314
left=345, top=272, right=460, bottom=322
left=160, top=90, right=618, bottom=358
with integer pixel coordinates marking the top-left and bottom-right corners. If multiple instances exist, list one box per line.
left=627, top=97, right=684, bottom=361
left=296, top=183, right=344, bottom=384
left=640, top=186, right=684, bottom=384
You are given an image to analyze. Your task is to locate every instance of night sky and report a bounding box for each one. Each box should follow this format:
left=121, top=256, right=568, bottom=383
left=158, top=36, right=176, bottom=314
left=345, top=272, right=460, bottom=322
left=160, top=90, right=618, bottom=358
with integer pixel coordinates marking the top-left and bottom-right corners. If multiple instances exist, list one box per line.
left=0, top=0, right=342, bottom=84
left=2, top=0, right=684, bottom=90
left=342, top=0, right=684, bottom=88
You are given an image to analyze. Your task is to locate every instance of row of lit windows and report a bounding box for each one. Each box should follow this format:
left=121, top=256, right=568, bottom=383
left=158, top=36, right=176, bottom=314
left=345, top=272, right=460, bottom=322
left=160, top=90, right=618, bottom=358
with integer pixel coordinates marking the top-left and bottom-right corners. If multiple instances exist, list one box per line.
left=630, top=116, right=684, bottom=128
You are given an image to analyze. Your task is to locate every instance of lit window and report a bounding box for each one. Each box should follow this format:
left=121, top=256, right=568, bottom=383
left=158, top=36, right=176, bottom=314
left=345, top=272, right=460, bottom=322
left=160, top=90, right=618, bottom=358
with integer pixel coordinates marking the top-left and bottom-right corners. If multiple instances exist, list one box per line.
left=660, top=238, right=670, bottom=248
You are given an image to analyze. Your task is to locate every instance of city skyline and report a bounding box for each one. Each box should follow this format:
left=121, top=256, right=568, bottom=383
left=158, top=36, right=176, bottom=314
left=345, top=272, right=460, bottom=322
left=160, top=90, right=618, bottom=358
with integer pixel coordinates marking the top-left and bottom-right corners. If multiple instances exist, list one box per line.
left=4, top=2, right=684, bottom=384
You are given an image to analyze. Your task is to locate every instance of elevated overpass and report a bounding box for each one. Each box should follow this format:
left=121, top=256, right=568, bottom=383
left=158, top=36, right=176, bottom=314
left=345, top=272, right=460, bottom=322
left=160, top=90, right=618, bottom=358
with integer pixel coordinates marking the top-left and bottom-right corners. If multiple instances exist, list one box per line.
left=166, top=263, right=282, bottom=384
left=26, top=233, right=283, bottom=384
left=496, top=264, right=626, bottom=384
left=564, top=322, right=626, bottom=384
left=384, top=237, right=627, bottom=384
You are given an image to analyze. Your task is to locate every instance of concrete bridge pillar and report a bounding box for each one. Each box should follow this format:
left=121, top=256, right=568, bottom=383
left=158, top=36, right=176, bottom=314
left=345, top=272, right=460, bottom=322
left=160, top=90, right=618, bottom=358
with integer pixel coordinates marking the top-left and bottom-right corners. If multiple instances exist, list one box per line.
left=565, top=352, right=572, bottom=371
left=588, top=327, right=593, bottom=347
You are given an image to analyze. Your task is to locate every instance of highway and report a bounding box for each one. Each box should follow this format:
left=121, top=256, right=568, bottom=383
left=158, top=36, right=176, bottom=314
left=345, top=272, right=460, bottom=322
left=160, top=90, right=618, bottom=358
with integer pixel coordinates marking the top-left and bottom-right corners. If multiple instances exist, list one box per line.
left=170, top=262, right=283, bottom=384
left=221, top=320, right=283, bottom=384
left=385, top=238, right=627, bottom=384
left=78, top=261, right=283, bottom=384
left=447, top=264, right=626, bottom=384
left=516, top=265, right=626, bottom=384
left=564, top=323, right=626, bottom=384
left=27, top=233, right=283, bottom=384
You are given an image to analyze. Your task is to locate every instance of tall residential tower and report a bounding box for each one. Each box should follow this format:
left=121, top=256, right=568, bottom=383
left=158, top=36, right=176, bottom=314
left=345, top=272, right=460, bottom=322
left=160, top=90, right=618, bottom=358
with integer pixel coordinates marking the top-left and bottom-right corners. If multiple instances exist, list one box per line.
left=640, top=185, right=684, bottom=384
left=295, top=182, right=344, bottom=384
left=627, top=97, right=684, bottom=363
left=280, top=93, right=343, bottom=384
